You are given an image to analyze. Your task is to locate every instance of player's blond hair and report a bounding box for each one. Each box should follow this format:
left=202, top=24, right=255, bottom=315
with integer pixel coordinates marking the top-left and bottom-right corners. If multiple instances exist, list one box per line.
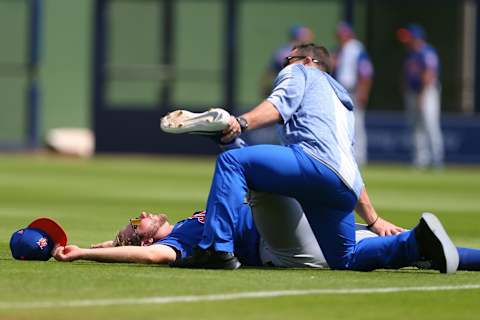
left=113, top=213, right=168, bottom=246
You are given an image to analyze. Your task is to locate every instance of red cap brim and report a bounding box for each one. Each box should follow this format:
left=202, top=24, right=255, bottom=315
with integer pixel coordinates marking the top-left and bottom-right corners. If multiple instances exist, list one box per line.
left=28, top=217, right=68, bottom=246
left=397, top=28, right=412, bottom=43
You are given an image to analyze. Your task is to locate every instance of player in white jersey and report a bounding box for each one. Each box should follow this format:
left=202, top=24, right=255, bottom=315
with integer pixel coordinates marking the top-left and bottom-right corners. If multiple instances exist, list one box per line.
left=333, top=22, right=373, bottom=166
left=161, top=43, right=458, bottom=273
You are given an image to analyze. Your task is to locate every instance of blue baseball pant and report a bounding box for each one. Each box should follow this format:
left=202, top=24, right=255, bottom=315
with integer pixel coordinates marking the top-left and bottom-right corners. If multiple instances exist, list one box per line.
left=199, top=144, right=420, bottom=270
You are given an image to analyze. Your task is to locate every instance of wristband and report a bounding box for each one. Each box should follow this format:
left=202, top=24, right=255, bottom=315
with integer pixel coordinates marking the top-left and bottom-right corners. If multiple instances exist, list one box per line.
left=367, top=216, right=380, bottom=229
left=236, top=117, right=248, bottom=132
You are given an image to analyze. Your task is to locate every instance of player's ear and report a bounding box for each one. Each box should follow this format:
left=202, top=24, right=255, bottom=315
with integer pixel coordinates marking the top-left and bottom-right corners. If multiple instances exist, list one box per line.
left=304, top=56, right=313, bottom=65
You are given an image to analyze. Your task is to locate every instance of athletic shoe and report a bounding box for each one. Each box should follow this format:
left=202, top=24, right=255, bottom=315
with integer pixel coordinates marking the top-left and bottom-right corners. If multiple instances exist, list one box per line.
left=160, top=108, right=231, bottom=135
left=414, top=212, right=459, bottom=274
left=170, top=248, right=241, bottom=270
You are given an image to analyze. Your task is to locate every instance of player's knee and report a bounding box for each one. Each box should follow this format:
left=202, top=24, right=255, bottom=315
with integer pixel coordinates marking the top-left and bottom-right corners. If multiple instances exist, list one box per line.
left=216, top=149, right=241, bottom=169
left=326, top=250, right=369, bottom=271
left=326, top=256, right=351, bottom=270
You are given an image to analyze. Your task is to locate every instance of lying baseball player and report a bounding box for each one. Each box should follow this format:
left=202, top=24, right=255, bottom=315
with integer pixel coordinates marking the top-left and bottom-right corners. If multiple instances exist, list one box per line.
left=51, top=109, right=480, bottom=271
left=52, top=204, right=480, bottom=271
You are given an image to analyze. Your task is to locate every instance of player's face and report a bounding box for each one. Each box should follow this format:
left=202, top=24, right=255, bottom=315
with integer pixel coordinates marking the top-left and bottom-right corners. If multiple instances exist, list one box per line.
left=134, top=211, right=167, bottom=238
left=115, top=212, right=168, bottom=246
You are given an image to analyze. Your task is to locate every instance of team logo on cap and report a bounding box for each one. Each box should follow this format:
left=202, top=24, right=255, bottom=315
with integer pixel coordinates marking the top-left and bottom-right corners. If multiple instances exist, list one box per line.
left=37, top=237, right=48, bottom=250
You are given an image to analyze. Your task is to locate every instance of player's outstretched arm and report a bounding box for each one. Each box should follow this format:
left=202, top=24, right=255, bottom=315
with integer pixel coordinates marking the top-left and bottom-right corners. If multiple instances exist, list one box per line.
left=53, top=244, right=177, bottom=264
left=355, top=187, right=405, bottom=236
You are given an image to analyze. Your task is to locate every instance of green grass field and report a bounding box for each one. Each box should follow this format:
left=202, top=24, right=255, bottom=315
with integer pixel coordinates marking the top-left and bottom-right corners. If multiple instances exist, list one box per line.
left=1, top=154, right=480, bottom=319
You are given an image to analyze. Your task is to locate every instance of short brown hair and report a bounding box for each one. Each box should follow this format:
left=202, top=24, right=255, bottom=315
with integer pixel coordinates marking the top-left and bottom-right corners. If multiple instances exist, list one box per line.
left=112, top=213, right=168, bottom=247
left=292, top=43, right=332, bottom=73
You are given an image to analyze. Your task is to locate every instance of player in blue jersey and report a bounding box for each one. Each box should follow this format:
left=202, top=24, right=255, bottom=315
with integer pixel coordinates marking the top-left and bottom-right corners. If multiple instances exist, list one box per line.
left=52, top=207, right=330, bottom=268
left=51, top=203, right=480, bottom=271
left=333, top=22, right=373, bottom=166
left=161, top=43, right=458, bottom=273
left=53, top=210, right=263, bottom=267
left=397, top=24, right=444, bottom=168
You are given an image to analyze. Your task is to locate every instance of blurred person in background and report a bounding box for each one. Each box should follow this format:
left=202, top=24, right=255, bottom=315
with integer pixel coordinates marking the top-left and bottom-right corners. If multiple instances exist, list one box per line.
left=260, top=25, right=315, bottom=97
left=333, top=21, right=373, bottom=166
left=397, top=24, right=444, bottom=169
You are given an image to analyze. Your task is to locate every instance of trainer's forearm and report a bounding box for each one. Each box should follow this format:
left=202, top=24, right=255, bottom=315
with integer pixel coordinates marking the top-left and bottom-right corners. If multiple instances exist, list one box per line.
left=240, top=100, right=282, bottom=130
left=78, top=245, right=176, bottom=264
left=355, top=187, right=379, bottom=226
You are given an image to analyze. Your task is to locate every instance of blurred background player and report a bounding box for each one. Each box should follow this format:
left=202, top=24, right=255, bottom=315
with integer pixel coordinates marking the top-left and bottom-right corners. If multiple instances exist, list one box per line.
left=333, top=21, right=373, bottom=166
left=398, top=24, right=444, bottom=169
left=260, top=25, right=315, bottom=97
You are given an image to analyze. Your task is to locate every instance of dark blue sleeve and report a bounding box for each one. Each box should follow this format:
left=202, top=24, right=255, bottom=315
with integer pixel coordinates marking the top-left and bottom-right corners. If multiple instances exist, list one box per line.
left=156, top=217, right=204, bottom=259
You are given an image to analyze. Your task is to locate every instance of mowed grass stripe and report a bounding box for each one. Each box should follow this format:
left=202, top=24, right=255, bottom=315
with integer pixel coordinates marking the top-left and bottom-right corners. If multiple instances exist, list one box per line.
left=2, top=285, right=480, bottom=309
left=1, top=155, right=480, bottom=320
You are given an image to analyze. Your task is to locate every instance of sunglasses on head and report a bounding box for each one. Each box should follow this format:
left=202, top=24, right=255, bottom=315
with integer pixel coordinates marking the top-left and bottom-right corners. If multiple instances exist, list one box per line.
left=283, top=55, right=321, bottom=68
left=129, top=217, right=141, bottom=230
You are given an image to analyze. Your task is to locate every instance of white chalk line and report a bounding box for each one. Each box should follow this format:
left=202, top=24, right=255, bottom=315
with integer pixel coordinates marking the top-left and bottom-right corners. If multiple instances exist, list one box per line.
left=1, top=284, right=479, bottom=310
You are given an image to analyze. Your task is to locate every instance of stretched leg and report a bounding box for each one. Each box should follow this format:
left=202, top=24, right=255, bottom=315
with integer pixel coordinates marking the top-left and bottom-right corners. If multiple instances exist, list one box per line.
left=353, top=225, right=478, bottom=271
left=199, top=145, right=313, bottom=252
left=457, top=247, right=480, bottom=271
left=250, top=192, right=327, bottom=268
left=200, top=145, right=458, bottom=272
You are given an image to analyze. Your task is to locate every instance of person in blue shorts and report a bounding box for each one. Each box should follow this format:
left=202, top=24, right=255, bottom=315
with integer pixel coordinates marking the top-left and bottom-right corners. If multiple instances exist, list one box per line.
left=161, top=42, right=458, bottom=273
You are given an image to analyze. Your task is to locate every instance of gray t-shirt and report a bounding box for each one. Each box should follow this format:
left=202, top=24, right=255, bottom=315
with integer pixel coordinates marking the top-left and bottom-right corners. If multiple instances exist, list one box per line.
left=267, top=64, right=364, bottom=198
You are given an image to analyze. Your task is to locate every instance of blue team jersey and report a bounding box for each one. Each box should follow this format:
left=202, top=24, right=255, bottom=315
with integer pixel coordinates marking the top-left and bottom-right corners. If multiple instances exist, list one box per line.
left=156, top=208, right=262, bottom=266
left=267, top=64, right=364, bottom=198
left=404, top=43, right=439, bottom=92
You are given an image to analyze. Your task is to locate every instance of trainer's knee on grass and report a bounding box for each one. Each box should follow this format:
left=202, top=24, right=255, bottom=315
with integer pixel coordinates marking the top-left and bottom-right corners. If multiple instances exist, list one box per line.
left=325, top=255, right=355, bottom=271
left=324, top=248, right=376, bottom=271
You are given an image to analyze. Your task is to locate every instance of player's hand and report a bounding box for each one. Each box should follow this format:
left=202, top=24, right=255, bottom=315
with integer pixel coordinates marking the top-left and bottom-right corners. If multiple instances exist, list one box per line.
left=369, top=217, right=405, bottom=236
left=52, top=244, right=83, bottom=262
left=220, top=116, right=242, bottom=144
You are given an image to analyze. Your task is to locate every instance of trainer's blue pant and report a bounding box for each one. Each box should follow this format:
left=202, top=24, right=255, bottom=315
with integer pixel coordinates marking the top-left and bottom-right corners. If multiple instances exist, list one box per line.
left=199, top=144, right=420, bottom=270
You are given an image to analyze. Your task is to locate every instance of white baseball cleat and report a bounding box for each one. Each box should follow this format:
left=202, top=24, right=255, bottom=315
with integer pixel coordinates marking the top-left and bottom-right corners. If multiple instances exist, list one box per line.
left=160, top=108, right=231, bottom=135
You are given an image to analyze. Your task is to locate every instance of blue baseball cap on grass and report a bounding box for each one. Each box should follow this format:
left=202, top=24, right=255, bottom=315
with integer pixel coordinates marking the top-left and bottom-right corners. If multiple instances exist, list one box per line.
left=10, top=217, right=68, bottom=261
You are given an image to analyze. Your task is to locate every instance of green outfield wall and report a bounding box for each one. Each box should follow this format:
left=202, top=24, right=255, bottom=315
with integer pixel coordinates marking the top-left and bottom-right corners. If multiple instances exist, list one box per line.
left=0, top=0, right=464, bottom=145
